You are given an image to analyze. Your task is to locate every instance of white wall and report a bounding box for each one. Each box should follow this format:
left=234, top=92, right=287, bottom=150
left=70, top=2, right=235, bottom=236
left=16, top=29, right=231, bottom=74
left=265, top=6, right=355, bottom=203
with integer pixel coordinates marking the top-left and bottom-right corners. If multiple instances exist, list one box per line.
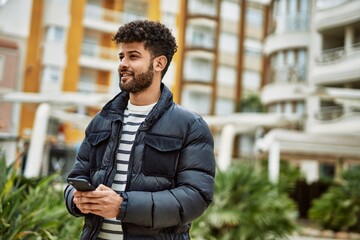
left=0, top=0, right=32, bottom=38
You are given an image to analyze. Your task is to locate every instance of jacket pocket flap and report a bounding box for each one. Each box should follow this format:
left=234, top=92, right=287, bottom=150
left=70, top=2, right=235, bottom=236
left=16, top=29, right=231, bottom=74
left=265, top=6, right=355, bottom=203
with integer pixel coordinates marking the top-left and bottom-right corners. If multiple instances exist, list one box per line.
left=145, top=134, right=182, bottom=152
left=88, top=131, right=111, bottom=146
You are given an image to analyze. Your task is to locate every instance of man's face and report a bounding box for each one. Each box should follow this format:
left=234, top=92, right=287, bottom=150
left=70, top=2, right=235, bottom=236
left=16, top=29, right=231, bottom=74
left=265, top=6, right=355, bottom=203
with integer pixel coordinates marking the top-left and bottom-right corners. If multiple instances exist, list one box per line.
left=118, top=42, right=154, bottom=94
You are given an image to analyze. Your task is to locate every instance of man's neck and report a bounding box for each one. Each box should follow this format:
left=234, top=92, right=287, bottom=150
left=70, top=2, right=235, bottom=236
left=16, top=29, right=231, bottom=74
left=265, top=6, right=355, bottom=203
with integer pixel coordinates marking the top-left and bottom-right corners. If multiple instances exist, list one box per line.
left=129, top=83, right=161, bottom=106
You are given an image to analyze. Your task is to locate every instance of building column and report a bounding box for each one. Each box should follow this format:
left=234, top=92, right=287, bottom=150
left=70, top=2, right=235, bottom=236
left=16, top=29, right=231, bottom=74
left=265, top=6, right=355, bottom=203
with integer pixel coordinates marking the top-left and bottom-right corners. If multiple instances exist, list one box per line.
left=268, top=141, right=280, bottom=183
left=345, top=25, right=354, bottom=53
left=218, top=124, right=236, bottom=171
left=24, top=103, right=50, bottom=178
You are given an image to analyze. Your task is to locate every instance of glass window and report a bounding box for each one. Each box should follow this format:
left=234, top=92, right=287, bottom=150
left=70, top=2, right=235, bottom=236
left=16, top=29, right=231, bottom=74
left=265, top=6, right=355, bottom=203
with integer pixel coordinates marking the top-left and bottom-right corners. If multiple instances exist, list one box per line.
left=320, top=163, right=335, bottom=181
left=285, top=101, right=292, bottom=114
left=297, top=49, right=307, bottom=65
left=221, top=1, right=240, bottom=21
left=219, top=32, right=238, bottom=52
left=286, top=50, right=295, bottom=65
left=182, top=89, right=211, bottom=115
left=184, top=58, right=212, bottom=82
left=46, top=26, right=65, bottom=42
left=245, top=47, right=261, bottom=57
left=246, top=8, right=263, bottom=26
left=296, top=101, right=305, bottom=115
left=243, top=70, right=260, bottom=91
left=41, top=65, right=62, bottom=93
left=215, top=98, right=234, bottom=115
left=217, top=65, right=236, bottom=86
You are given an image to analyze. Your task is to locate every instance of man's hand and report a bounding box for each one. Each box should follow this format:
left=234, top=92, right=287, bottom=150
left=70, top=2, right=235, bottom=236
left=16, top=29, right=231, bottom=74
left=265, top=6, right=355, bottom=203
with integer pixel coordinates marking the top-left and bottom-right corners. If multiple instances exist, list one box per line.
left=73, top=184, right=122, bottom=218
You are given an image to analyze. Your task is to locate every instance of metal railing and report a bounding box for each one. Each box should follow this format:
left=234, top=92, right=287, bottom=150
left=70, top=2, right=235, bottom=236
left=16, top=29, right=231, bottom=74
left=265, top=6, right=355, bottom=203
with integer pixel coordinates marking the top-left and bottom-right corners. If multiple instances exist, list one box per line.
left=268, top=12, right=309, bottom=35
left=266, top=65, right=307, bottom=84
left=317, top=43, right=360, bottom=64
left=314, top=106, right=344, bottom=121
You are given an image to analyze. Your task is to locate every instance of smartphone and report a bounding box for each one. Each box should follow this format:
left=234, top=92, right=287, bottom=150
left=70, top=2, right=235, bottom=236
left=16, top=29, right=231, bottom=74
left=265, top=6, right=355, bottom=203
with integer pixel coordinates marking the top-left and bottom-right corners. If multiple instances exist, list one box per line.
left=68, top=178, right=96, bottom=191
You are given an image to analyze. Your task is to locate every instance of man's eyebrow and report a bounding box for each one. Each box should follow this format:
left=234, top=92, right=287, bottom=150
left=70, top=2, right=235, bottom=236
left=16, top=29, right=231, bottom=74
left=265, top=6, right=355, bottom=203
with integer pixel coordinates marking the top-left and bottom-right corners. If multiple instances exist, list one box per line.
left=119, top=50, right=142, bottom=56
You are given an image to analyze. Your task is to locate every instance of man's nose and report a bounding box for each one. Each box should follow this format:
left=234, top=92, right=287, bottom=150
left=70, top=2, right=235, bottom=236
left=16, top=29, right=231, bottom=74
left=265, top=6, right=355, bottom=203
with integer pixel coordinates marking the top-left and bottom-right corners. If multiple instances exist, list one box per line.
left=119, top=58, right=129, bottom=69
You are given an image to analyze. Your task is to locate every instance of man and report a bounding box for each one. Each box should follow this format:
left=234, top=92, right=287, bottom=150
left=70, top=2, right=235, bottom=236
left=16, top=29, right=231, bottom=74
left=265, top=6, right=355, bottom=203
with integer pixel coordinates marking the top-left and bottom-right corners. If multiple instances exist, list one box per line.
left=64, top=20, right=216, bottom=240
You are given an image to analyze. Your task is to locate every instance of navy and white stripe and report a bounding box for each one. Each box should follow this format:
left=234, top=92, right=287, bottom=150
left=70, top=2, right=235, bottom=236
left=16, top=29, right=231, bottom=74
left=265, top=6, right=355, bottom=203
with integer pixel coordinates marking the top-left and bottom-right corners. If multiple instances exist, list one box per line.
left=98, top=102, right=155, bottom=240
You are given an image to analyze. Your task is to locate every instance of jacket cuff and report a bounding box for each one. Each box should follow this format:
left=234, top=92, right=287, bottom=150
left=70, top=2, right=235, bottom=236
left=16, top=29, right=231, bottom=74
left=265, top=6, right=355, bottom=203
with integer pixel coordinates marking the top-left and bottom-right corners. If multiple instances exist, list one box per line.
left=117, top=192, right=128, bottom=221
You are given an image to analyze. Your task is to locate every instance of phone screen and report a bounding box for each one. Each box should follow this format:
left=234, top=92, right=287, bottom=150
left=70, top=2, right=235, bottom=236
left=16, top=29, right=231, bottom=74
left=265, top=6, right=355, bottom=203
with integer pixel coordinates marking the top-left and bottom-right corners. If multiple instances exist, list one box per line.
left=68, top=178, right=96, bottom=191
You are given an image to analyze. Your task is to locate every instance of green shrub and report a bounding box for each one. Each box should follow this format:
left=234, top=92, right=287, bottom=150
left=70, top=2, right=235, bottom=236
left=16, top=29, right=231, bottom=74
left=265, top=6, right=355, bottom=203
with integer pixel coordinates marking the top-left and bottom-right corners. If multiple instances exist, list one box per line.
left=191, top=161, right=298, bottom=240
left=0, top=151, right=83, bottom=239
left=308, top=166, right=360, bottom=232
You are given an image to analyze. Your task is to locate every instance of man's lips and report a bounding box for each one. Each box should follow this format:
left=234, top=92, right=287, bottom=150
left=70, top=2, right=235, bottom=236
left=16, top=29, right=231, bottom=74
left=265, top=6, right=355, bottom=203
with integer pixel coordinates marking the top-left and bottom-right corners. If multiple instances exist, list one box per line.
left=120, top=72, right=133, bottom=81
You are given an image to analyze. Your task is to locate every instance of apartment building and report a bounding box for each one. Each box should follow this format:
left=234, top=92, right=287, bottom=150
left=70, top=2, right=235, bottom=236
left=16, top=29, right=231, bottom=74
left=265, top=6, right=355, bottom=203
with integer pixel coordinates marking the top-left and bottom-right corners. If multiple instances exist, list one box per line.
left=0, top=0, right=266, bottom=175
left=258, top=0, right=360, bottom=182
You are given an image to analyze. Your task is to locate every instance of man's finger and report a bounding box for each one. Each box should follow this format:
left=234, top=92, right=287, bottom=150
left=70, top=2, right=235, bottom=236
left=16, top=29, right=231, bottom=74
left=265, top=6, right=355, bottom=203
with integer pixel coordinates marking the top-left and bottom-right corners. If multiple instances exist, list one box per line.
left=96, top=184, right=110, bottom=191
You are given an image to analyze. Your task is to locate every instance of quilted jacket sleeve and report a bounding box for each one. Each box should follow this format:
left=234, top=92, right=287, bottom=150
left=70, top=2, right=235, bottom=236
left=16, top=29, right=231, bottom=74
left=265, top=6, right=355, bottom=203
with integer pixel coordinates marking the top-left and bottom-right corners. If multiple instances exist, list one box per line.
left=63, top=118, right=96, bottom=217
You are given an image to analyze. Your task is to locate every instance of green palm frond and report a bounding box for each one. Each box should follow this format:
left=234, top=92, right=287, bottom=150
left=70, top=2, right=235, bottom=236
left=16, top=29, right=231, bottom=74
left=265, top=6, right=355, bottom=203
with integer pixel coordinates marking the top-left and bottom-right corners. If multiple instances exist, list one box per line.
left=191, top=161, right=298, bottom=240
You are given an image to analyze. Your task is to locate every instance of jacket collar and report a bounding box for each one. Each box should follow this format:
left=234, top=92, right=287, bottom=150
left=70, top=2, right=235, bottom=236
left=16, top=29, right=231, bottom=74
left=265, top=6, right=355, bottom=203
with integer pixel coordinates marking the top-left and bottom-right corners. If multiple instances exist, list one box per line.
left=99, top=83, right=173, bottom=128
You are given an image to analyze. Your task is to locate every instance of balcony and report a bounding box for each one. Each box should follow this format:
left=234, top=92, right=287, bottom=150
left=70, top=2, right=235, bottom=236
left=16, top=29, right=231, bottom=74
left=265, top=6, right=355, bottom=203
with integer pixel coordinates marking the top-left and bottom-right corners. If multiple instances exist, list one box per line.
left=83, top=4, right=145, bottom=33
left=314, top=0, right=360, bottom=31
left=314, top=43, right=360, bottom=85
left=268, top=12, right=309, bottom=36
left=267, top=65, right=307, bottom=84
left=310, top=106, right=360, bottom=134
left=264, top=31, right=310, bottom=55
left=183, top=57, right=213, bottom=83
left=187, top=0, right=217, bottom=18
left=186, top=19, right=215, bottom=50
left=79, top=42, right=118, bottom=71
left=314, top=106, right=344, bottom=121
left=261, top=83, right=309, bottom=105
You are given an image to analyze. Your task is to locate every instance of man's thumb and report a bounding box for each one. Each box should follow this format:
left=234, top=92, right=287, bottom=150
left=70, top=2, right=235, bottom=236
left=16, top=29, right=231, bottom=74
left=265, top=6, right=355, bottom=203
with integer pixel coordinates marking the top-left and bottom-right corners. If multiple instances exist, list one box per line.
left=96, top=184, right=109, bottom=191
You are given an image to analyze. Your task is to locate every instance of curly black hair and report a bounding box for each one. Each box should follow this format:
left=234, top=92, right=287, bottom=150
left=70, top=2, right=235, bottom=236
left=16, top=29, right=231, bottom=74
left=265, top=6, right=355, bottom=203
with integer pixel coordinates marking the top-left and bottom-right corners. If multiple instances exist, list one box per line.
left=113, top=20, right=178, bottom=79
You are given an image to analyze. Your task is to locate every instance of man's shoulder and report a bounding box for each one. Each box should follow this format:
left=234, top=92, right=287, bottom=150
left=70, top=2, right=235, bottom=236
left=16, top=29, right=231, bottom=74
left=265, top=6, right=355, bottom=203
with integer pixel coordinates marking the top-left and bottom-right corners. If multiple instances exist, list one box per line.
left=166, top=103, right=209, bottom=128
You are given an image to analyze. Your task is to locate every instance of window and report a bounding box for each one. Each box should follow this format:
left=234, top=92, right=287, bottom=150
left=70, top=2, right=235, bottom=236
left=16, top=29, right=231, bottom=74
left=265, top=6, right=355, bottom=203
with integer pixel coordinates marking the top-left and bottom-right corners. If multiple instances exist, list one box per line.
left=215, top=98, right=234, bottom=115
left=219, top=32, right=238, bottom=52
left=320, top=163, right=335, bottom=181
left=243, top=70, right=260, bottom=91
left=221, top=1, right=240, bottom=21
left=296, top=101, right=305, bottom=115
left=41, top=65, right=62, bottom=93
left=182, top=89, right=211, bottom=115
left=246, top=8, right=263, bottom=26
left=46, top=26, right=65, bottom=42
left=217, top=65, right=236, bottom=86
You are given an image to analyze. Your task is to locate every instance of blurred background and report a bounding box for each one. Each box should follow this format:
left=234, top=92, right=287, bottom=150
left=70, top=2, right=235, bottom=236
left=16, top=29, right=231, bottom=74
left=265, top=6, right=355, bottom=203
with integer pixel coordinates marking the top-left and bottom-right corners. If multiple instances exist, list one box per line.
left=0, top=0, right=360, bottom=238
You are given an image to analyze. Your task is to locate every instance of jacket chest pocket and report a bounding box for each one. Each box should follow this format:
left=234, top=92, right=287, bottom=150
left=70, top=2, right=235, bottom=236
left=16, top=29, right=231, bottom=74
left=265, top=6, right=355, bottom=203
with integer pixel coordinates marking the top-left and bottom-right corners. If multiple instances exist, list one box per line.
left=88, top=131, right=111, bottom=168
left=142, top=134, right=182, bottom=178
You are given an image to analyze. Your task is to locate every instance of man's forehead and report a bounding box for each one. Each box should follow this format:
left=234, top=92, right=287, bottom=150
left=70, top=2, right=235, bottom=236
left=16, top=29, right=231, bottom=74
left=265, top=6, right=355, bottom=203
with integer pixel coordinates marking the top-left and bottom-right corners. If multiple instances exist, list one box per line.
left=119, top=42, right=146, bottom=53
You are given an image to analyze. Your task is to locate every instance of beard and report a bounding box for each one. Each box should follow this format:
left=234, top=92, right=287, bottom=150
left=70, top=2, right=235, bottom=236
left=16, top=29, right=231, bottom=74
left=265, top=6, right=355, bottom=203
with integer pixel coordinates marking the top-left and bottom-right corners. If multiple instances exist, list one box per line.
left=119, top=63, right=154, bottom=94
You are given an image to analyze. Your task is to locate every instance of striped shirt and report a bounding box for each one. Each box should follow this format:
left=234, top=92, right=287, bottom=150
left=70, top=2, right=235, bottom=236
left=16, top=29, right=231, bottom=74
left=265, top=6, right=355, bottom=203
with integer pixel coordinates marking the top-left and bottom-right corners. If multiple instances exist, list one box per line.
left=98, top=101, right=155, bottom=240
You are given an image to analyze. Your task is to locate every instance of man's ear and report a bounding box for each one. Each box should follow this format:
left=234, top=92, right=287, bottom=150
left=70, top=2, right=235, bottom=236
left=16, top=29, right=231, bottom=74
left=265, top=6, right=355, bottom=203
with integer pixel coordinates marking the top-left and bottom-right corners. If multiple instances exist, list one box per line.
left=154, top=56, right=167, bottom=72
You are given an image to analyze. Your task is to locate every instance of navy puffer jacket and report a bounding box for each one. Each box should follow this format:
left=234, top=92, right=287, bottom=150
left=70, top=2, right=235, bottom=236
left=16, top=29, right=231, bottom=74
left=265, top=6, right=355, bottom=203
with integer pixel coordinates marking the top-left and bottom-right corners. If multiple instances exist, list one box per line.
left=64, top=84, right=216, bottom=240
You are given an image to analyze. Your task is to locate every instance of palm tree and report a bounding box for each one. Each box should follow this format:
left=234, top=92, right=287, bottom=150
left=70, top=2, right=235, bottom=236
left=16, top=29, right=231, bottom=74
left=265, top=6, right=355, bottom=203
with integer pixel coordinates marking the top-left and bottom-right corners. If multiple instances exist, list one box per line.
left=191, top=161, right=298, bottom=240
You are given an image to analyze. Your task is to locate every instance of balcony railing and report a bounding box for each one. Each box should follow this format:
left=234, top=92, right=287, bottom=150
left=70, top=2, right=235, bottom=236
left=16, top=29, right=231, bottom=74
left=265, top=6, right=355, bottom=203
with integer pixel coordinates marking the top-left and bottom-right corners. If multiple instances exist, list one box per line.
left=316, top=0, right=350, bottom=10
left=267, top=65, right=307, bottom=84
left=316, top=43, right=360, bottom=64
left=268, top=12, right=309, bottom=35
left=84, top=4, right=144, bottom=25
left=314, top=106, right=344, bottom=121
left=81, top=42, right=117, bottom=61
